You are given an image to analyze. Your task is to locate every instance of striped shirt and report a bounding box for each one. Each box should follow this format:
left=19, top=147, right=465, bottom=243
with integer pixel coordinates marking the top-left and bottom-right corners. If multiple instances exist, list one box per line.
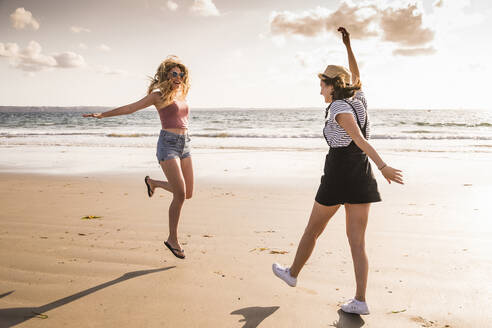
left=323, top=91, right=370, bottom=148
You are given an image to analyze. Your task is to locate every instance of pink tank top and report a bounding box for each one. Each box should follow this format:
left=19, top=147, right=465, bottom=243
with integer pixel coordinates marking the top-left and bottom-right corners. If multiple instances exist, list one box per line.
left=158, top=100, right=189, bottom=129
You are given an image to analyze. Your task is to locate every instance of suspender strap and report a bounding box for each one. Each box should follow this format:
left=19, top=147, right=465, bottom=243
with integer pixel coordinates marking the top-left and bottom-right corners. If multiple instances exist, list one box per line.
left=342, top=99, right=367, bottom=137
left=324, top=103, right=332, bottom=119
left=342, top=99, right=364, bottom=130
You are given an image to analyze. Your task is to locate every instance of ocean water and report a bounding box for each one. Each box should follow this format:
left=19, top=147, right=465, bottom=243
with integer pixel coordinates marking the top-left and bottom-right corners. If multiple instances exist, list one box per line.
left=1, top=106, right=491, bottom=154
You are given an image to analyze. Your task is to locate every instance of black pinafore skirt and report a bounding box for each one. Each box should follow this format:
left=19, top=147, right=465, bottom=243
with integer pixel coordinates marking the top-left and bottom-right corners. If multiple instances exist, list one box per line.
left=315, top=101, right=381, bottom=206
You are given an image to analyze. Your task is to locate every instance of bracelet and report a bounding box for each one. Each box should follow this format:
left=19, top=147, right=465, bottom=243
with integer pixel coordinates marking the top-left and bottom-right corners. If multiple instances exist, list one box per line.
left=378, top=163, right=387, bottom=170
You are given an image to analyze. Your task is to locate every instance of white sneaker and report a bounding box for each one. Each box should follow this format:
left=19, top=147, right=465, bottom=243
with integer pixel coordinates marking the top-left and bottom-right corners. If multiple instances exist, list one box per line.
left=340, top=298, right=370, bottom=315
left=272, top=263, right=297, bottom=287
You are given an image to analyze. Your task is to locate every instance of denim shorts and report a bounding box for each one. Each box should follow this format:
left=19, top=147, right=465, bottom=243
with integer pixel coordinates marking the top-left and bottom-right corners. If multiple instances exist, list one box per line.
left=156, top=130, right=191, bottom=162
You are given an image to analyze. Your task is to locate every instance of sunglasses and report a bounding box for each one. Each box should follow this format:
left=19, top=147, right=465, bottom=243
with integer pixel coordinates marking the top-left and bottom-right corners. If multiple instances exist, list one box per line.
left=171, top=71, right=185, bottom=78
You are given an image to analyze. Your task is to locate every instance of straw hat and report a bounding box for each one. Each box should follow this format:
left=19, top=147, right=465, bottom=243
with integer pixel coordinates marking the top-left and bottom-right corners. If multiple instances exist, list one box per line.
left=318, top=65, right=352, bottom=85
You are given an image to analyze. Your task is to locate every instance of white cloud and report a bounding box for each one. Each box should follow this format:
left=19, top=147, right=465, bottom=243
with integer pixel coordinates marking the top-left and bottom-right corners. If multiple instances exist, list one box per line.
left=0, top=41, right=86, bottom=72
left=269, top=1, right=437, bottom=56
left=70, top=26, right=91, bottom=33
left=95, top=65, right=128, bottom=76
left=14, top=41, right=56, bottom=71
left=270, top=4, right=378, bottom=39
left=433, top=0, right=444, bottom=8
left=167, top=1, right=178, bottom=11
left=393, top=46, right=437, bottom=56
left=190, top=0, right=220, bottom=17
left=0, top=43, right=20, bottom=57
left=78, top=43, right=88, bottom=50
left=10, top=8, right=40, bottom=30
left=379, top=4, right=434, bottom=47
left=98, top=44, right=111, bottom=52
left=54, top=52, right=86, bottom=68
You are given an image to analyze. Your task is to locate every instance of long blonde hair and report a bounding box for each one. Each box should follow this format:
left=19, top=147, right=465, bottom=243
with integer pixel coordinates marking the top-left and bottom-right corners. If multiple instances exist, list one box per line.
left=147, top=56, right=190, bottom=106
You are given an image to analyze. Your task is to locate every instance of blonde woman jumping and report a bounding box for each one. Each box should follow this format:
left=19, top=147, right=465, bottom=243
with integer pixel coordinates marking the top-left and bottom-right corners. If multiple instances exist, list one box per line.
left=83, top=56, right=192, bottom=259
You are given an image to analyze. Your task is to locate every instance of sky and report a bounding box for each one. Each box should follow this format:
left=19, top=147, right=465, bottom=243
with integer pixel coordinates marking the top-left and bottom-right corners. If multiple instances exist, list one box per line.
left=0, top=0, right=491, bottom=109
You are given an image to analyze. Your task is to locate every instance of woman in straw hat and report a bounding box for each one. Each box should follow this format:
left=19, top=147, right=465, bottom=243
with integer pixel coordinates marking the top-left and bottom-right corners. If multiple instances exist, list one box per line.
left=272, top=27, right=403, bottom=315
left=83, top=56, right=192, bottom=259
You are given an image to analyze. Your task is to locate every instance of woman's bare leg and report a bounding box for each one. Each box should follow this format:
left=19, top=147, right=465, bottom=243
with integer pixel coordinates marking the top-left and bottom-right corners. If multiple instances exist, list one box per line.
left=345, top=203, right=370, bottom=302
left=180, top=157, right=194, bottom=199
left=160, top=158, right=187, bottom=257
left=148, top=157, right=193, bottom=196
left=289, top=202, right=340, bottom=277
left=147, top=178, right=173, bottom=194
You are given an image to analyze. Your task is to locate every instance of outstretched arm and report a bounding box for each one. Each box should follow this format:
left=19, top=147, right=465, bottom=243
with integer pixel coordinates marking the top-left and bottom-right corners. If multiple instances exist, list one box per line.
left=338, top=27, right=360, bottom=85
left=83, top=92, right=159, bottom=119
left=336, top=113, right=404, bottom=184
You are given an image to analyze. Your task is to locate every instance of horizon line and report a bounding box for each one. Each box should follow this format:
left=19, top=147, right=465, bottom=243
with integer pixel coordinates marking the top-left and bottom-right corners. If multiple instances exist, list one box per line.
left=0, top=105, right=489, bottom=111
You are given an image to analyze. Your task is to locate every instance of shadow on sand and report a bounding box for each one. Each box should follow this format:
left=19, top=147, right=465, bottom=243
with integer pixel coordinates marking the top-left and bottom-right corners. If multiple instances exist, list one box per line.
left=330, top=309, right=365, bottom=328
left=231, top=306, right=279, bottom=328
left=0, top=291, right=15, bottom=299
left=0, top=266, right=175, bottom=327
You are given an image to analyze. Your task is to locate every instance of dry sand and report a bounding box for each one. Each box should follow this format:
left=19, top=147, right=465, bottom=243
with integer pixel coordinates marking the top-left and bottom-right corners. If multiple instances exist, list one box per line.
left=1, top=150, right=491, bottom=327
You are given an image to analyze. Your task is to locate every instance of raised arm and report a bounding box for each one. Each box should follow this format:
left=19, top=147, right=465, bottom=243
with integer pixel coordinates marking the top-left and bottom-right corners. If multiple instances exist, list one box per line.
left=338, top=27, right=360, bottom=85
left=336, top=113, right=404, bottom=184
left=83, top=92, right=159, bottom=119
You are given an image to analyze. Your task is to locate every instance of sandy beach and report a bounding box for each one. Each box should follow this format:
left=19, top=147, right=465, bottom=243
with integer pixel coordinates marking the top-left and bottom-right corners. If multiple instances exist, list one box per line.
left=1, top=148, right=491, bottom=327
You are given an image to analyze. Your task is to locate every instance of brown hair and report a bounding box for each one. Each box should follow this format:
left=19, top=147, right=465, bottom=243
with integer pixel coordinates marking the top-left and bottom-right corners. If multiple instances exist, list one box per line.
left=321, top=75, right=361, bottom=101
left=147, top=56, right=190, bottom=106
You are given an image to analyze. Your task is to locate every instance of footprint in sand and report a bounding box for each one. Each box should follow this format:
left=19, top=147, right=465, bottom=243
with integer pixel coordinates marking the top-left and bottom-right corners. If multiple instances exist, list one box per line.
left=298, top=287, right=317, bottom=295
left=410, top=316, right=446, bottom=327
left=399, top=211, right=423, bottom=216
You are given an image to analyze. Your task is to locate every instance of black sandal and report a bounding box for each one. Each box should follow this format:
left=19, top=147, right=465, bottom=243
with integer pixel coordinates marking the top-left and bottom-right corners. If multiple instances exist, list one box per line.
left=164, top=241, right=185, bottom=259
left=144, top=176, right=153, bottom=197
